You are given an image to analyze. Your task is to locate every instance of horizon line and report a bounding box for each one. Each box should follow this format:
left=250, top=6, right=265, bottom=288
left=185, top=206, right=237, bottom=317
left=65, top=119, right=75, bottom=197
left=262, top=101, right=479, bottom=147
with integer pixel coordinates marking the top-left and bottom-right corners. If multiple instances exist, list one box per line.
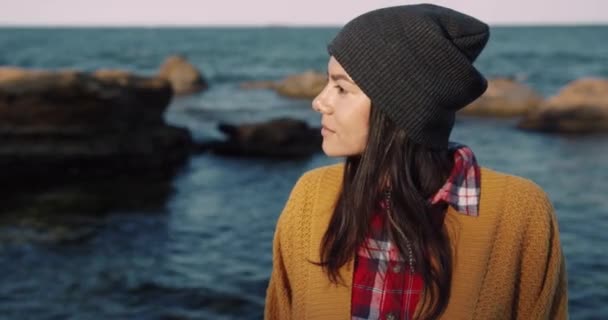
left=1, top=21, right=607, bottom=28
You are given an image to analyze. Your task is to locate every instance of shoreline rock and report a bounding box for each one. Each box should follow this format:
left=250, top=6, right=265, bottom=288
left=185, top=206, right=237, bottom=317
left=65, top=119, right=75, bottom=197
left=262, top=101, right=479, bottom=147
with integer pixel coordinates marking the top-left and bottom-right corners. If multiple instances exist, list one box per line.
left=202, top=118, right=321, bottom=157
left=518, top=78, right=608, bottom=133
left=241, top=70, right=326, bottom=100
left=460, top=78, right=543, bottom=117
left=0, top=67, right=193, bottom=182
left=158, top=55, right=208, bottom=95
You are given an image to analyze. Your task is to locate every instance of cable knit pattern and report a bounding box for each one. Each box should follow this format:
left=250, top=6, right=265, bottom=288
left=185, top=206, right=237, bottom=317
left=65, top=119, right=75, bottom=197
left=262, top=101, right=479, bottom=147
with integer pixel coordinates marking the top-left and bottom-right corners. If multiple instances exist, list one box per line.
left=265, top=164, right=568, bottom=320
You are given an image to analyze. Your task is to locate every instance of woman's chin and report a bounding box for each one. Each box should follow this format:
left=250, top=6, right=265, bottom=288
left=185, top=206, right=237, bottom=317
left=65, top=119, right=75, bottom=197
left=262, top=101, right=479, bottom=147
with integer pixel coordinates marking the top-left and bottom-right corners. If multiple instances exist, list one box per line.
left=322, top=141, right=358, bottom=158
left=321, top=142, right=342, bottom=157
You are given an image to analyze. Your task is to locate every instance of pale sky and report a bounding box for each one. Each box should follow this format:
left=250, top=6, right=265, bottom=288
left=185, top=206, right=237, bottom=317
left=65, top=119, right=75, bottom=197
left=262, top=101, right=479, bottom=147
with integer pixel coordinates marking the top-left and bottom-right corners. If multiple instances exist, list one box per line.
left=0, top=0, right=607, bottom=26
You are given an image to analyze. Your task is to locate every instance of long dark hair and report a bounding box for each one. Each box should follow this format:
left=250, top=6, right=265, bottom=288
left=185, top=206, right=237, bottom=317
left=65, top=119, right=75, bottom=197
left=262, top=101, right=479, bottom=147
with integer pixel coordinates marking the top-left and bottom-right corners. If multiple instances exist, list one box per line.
left=318, top=105, right=455, bottom=319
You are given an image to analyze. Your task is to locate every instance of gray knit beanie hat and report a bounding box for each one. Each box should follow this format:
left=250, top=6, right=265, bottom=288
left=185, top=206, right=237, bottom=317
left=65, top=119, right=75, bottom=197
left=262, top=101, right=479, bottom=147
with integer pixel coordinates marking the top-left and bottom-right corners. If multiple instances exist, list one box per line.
left=328, top=4, right=490, bottom=149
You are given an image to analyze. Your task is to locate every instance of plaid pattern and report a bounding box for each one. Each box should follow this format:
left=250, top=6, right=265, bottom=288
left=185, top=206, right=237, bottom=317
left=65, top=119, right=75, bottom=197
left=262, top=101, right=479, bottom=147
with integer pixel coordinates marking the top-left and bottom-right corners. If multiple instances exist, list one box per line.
left=351, top=143, right=481, bottom=320
left=430, top=142, right=481, bottom=216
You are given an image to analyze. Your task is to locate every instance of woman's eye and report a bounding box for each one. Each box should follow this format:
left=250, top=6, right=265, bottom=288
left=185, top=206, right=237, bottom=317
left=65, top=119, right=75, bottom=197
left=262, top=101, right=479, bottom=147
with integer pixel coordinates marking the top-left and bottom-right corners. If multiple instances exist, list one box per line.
left=334, top=85, right=346, bottom=94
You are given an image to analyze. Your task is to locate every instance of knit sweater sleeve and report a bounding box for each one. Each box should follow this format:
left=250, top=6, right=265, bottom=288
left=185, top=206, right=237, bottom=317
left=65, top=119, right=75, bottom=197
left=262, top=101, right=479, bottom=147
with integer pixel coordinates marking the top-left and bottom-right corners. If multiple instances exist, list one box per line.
left=509, top=177, right=569, bottom=319
left=264, top=207, right=293, bottom=320
left=264, top=168, right=321, bottom=320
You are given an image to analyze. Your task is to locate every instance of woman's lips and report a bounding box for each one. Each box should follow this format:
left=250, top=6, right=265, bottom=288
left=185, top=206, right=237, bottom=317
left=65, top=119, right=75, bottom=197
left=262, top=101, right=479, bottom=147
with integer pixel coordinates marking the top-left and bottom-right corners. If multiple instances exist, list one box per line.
left=321, top=125, right=335, bottom=136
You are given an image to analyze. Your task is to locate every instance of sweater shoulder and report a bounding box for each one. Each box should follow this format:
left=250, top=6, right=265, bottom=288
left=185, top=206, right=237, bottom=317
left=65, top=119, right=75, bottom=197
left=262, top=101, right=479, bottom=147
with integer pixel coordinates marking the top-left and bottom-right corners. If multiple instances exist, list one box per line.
left=278, top=163, right=344, bottom=225
left=482, top=167, right=551, bottom=204
left=300, top=163, right=344, bottom=184
left=480, top=167, right=554, bottom=222
left=287, top=163, right=344, bottom=201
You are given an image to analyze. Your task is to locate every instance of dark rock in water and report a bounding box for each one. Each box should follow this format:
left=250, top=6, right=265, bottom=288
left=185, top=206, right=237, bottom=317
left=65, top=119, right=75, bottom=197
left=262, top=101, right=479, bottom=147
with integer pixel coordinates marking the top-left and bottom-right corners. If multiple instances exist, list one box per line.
left=0, top=67, right=193, bottom=182
left=0, top=67, right=170, bottom=128
left=158, top=55, right=208, bottom=95
left=0, top=67, right=196, bottom=242
left=518, top=78, right=608, bottom=133
left=204, top=118, right=322, bottom=157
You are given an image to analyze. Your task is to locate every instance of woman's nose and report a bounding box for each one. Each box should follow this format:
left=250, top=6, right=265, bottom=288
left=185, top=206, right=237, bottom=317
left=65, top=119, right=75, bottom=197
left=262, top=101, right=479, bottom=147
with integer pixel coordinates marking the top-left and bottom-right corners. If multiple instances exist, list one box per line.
left=312, top=90, right=332, bottom=114
left=311, top=96, right=321, bottom=112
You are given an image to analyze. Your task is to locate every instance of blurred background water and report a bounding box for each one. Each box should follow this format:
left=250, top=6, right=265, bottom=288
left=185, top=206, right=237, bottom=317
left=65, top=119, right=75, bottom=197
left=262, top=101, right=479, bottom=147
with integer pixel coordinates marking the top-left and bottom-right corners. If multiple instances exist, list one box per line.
left=0, top=26, right=607, bottom=319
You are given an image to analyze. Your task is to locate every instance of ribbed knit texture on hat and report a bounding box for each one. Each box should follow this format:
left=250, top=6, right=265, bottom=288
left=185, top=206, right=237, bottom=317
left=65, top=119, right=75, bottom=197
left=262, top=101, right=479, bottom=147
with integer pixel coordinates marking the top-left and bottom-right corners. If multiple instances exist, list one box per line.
left=328, top=4, right=490, bottom=149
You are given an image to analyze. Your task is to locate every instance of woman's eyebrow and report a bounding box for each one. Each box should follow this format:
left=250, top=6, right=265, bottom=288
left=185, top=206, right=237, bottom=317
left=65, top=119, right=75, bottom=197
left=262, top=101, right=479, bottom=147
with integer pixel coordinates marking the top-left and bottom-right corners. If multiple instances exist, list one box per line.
left=327, top=71, right=354, bottom=84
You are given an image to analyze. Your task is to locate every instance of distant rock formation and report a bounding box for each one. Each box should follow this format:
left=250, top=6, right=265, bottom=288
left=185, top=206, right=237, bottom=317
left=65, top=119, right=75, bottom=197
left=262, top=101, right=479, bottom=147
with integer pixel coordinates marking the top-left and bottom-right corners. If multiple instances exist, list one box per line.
left=518, top=78, right=608, bottom=133
left=158, top=55, right=208, bottom=95
left=460, top=78, right=543, bottom=117
left=241, top=70, right=326, bottom=99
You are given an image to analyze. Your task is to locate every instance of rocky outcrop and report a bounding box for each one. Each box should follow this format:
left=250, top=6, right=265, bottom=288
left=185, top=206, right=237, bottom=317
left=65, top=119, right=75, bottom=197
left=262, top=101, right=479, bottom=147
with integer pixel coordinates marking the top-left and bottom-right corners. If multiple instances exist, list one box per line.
left=241, top=70, right=327, bottom=99
left=158, top=55, right=208, bottom=95
left=518, top=78, right=608, bottom=133
left=275, top=71, right=326, bottom=99
left=0, top=67, right=193, bottom=182
left=203, top=118, right=321, bottom=157
left=460, top=78, right=543, bottom=117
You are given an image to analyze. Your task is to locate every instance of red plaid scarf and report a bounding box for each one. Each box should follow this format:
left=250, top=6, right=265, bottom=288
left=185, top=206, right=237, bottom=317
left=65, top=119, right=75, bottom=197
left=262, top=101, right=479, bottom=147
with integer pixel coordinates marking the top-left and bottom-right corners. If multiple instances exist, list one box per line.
left=351, top=143, right=481, bottom=320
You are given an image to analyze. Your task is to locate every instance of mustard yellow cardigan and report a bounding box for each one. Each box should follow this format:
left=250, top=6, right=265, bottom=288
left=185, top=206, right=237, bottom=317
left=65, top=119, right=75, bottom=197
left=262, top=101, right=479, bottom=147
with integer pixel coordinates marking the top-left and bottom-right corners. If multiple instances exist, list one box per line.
left=265, top=164, right=568, bottom=319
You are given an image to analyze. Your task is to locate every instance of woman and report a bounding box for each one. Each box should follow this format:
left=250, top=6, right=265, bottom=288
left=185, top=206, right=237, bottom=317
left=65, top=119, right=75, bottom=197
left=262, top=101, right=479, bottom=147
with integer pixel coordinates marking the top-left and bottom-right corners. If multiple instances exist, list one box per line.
left=265, top=4, right=567, bottom=320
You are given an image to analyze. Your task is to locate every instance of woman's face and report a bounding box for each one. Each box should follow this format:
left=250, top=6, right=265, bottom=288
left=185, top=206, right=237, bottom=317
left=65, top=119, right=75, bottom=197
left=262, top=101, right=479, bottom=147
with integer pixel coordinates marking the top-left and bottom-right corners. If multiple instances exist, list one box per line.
left=312, top=56, right=371, bottom=157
